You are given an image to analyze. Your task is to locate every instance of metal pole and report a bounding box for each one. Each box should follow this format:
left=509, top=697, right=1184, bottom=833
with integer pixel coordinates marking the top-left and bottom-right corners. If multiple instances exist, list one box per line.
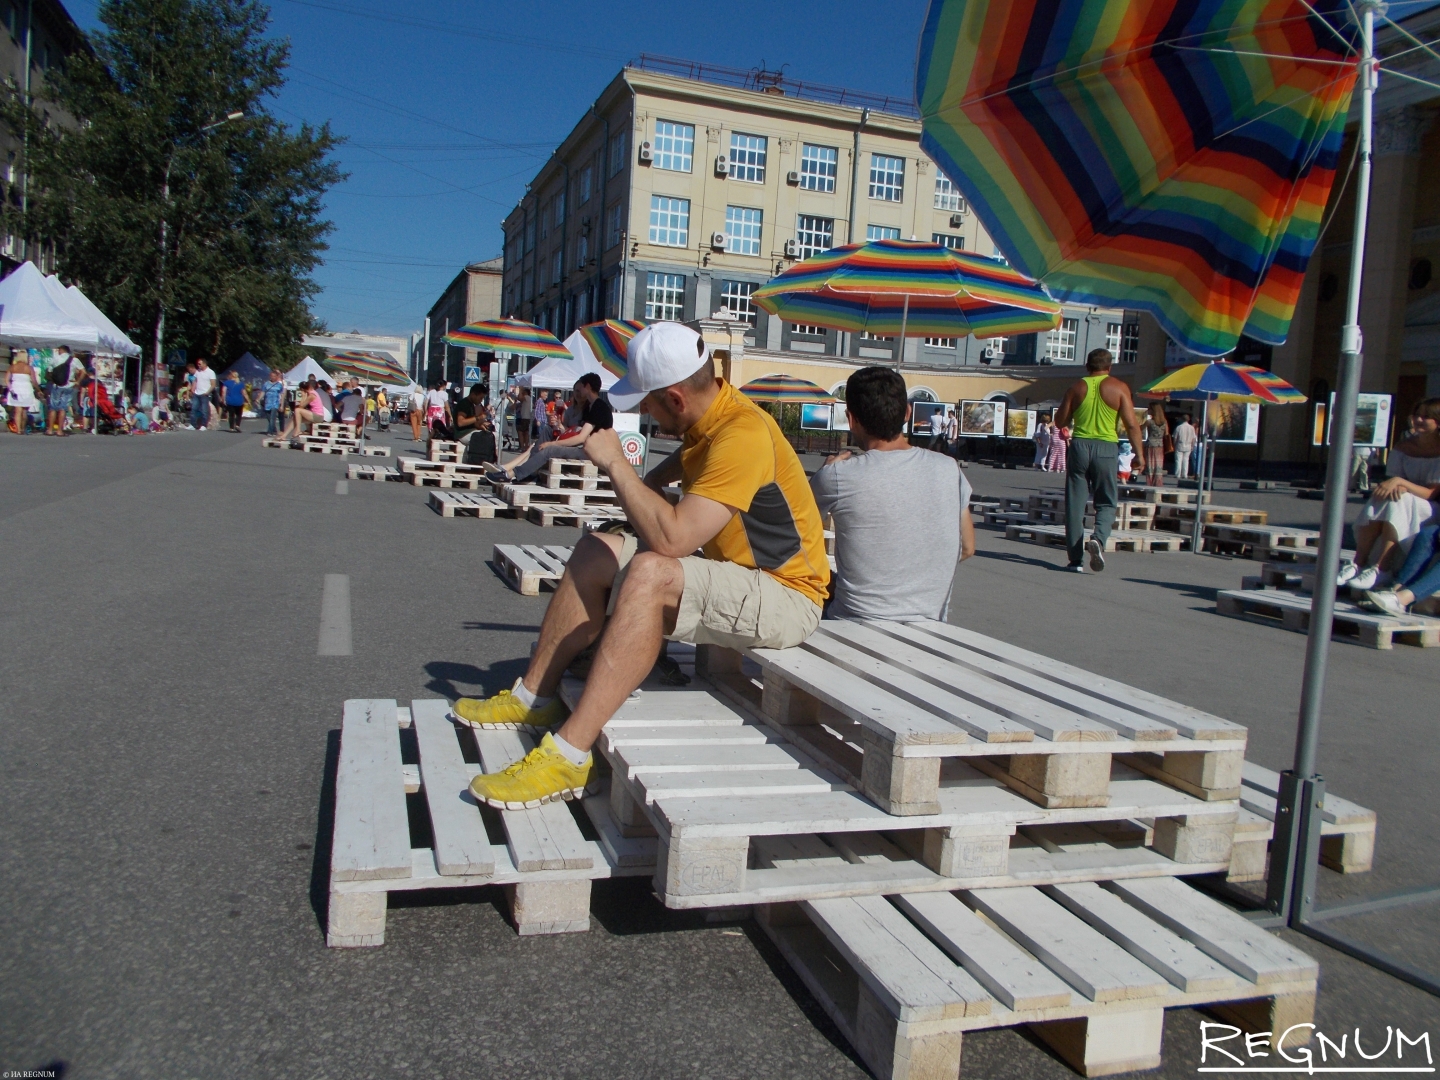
left=422, top=316, right=430, bottom=386
left=1190, top=402, right=1209, bottom=552
left=896, top=294, right=910, bottom=367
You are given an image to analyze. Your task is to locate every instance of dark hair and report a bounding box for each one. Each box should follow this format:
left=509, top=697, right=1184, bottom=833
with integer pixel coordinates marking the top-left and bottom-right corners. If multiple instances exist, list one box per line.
left=1086, top=348, right=1113, bottom=371
left=575, top=372, right=602, bottom=394
left=468, top=382, right=484, bottom=396
left=845, top=366, right=908, bottom=440
left=1412, top=397, right=1440, bottom=424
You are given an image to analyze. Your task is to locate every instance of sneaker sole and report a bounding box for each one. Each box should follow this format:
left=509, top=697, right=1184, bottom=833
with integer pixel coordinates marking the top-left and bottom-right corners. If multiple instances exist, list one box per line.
left=482, top=785, right=590, bottom=811
left=447, top=709, right=554, bottom=730
left=1086, top=540, right=1106, bottom=572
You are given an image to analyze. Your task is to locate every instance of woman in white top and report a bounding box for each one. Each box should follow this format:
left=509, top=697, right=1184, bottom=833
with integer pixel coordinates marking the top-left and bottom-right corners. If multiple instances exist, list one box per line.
left=1339, top=398, right=1440, bottom=590
left=1033, top=416, right=1053, bottom=468
left=409, top=384, right=426, bottom=442
left=424, top=383, right=451, bottom=437
left=6, top=353, right=38, bottom=434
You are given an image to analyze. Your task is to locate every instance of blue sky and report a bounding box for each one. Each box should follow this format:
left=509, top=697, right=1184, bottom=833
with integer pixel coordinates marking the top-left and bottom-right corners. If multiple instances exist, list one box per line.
left=66, top=0, right=932, bottom=339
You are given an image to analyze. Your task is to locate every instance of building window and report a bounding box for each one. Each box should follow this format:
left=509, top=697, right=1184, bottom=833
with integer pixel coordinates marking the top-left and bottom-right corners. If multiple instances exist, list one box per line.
left=860, top=330, right=894, bottom=342
left=799, top=144, right=837, bottom=192
left=606, top=202, right=623, bottom=249
left=609, top=129, right=627, bottom=177
left=932, top=233, right=963, bottom=251
left=580, top=165, right=593, bottom=204
left=506, top=231, right=522, bottom=265
left=725, top=205, right=763, bottom=256
left=869, top=154, right=905, bottom=201
left=524, top=219, right=535, bottom=253
left=934, top=174, right=965, bottom=212
left=991, top=244, right=1007, bottom=265
left=1045, top=317, right=1079, bottom=362
left=789, top=323, right=825, bottom=336
left=719, top=280, right=756, bottom=324
left=1121, top=321, right=1140, bottom=364
left=926, top=336, right=958, bottom=348
left=867, top=225, right=900, bottom=242
left=607, top=275, right=623, bottom=317
left=523, top=270, right=533, bottom=301
left=796, top=215, right=834, bottom=259
left=653, top=120, right=694, bottom=172
left=551, top=250, right=562, bottom=285
left=729, top=132, right=767, bottom=183
left=1106, top=322, right=1122, bottom=357
left=553, top=192, right=565, bottom=226
left=646, top=272, right=686, bottom=321
left=648, top=195, right=690, bottom=247
left=576, top=234, right=589, bottom=270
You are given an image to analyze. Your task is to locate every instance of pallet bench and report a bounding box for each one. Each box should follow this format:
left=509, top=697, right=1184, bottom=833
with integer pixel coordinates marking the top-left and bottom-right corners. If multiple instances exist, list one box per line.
left=493, top=543, right=572, bottom=595
left=501, top=483, right=623, bottom=510
left=1203, top=524, right=1320, bottom=559
left=1156, top=504, right=1269, bottom=527
left=326, top=698, right=644, bottom=946
left=427, top=439, right=462, bottom=463
left=759, top=876, right=1316, bottom=1080
left=980, top=510, right=1032, bottom=528
left=1005, top=523, right=1190, bottom=552
left=346, top=464, right=402, bottom=482
left=399, top=456, right=493, bottom=478
left=429, top=491, right=511, bottom=518
left=1225, top=762, right=1377, bottom=880
left=527, top=505, right=626, bottom=528
left=1215, top=588, right=1440, bottom=649
left=1119, top=484, right=1211, bottom=505
left=410, top=472, right=484, bottom=489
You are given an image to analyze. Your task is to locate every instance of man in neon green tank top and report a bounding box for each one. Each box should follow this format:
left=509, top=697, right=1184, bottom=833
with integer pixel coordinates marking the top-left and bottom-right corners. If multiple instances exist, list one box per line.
left=1055, top=348, right=1148, bottom=571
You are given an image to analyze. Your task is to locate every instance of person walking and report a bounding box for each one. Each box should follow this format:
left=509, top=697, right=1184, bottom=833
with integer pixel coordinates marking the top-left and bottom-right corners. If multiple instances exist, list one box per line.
left=1033, top=414, right=1053, bottom=468
left=424, top=380, right=452, bottom=438
left=1172, top=414, right=1197, bottom=480
left=190, top=359, right=217, bottom=430
left=1046, top=422, right=1069, bottom=473
left=1142, top=403, right=1169, bottom=487
left=408, top=383, right=425, bottom=442
left=221, top=370, right=246, bottom=432
left=6, top=351, right=38, bottom=434
left=515, top=386, right=533, bottom=450
left=45, top=351, right=78, bottom=435
left=260, top=370, right=285, bottom=435
left=1054, top=348, right=1147, bottom=572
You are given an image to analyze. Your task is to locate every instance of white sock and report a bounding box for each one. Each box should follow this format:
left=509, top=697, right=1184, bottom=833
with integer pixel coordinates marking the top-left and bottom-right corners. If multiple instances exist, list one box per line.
left=511, top=678, right=552, bottom=709
left=550, top=732, right=590, bottom=766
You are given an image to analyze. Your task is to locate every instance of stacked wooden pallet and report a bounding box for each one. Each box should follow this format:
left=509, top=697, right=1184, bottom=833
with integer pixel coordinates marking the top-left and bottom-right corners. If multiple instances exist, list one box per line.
left=493, top=543, right=573, bottom=595
left=429, top=490, right=511, bottom=518
left=1204, top=523, right=1320, bottom=560
left=1004, top=522, right=1190, bottom=552
left=1155, top=504, right=1269, bottom=528
left=1217, top=587, right=1440, bottom=648
left=398, top=455, right=489, bottom=489
left=1118, top=484, right=1210, bottom=505
left=1019, top=493, right=1156, bottom=531
left=347, top=463, right=403, bottom=482
left=1229, top=763, right=1376, bottom=880
left=500, top=461, right=624, bottom=515
left=261, top=430, right=391, bottom=456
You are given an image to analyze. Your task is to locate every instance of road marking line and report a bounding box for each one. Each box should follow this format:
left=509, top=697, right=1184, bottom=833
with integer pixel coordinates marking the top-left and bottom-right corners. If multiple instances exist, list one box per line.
left=318, top=574, right=352, bottom=656
left=335, top=480, right=348, bottom=495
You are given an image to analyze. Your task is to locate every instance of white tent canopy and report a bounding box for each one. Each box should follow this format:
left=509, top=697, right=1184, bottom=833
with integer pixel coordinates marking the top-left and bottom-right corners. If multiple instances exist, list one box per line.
left=515, top=331, right=621, bottom=389
left=282, top=356, right=329, bottom=385
left=0, top=261, right=101, bottom=350
left=58, top=281, right=140, bottom=357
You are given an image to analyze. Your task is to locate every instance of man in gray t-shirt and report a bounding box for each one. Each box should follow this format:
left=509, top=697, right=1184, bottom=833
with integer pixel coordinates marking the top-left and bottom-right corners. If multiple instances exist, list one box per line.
left=811, top=367, right=975, bottom=622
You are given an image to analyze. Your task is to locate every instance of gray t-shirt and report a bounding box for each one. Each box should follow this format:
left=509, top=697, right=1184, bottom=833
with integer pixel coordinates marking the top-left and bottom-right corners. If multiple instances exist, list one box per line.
left=810, top=447, right=972, bottom=622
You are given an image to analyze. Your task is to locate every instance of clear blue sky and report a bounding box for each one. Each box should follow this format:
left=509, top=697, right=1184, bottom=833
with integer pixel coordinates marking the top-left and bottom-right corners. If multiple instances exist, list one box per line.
left=66, top=0, right=931, bottom=340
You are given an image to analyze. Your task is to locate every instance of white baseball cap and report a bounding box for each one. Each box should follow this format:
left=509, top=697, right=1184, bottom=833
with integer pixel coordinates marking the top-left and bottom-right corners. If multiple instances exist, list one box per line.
left=607, top=322, right=711, bottom=411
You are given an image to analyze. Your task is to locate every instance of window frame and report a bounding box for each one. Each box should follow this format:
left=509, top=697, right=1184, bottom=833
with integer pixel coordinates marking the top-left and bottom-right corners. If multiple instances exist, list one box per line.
left=648, top=195, right=690, bottom=248
left=868, top=153, right=905, bottom=202
left=866, top=225, right=901, bottom=242
left=798, top=143, right=838, bottom=193
left=933, top=174, right=965, bottom=212
left=931, top=232, right=964, bottom=251
left=653, top=119, right=696, bottom=173
left=729, top=131, right=768, bottom=184
left=724, top=205, right=763, bottom=257
left=796, top=215, right=835, bottom=259
left=645, top=272, right=686, bottom=321
left=1045, top=316, right=1080, bottom=362
left=718, top=280, right=757, bottom=325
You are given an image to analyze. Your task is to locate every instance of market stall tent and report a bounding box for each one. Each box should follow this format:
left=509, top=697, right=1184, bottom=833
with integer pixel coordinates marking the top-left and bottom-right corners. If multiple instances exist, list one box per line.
left=0, top=261, right=101, bottom=350
left=282, top=356, right=329, bottom=385
left=224, top=351, right=269, bottom=383
left=48, top=277, right=140, bottom=356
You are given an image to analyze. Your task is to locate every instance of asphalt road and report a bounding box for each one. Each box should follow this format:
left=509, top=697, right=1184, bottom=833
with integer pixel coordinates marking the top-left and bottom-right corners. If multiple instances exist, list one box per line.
left=1, top=428, right=1435, bottom=1079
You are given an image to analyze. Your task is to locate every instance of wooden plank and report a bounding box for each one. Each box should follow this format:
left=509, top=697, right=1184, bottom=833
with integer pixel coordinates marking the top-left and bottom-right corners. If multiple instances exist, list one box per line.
left=1240, top=762, right=1377, bottom=828
left=332, top=699, right=412, bottom=882
left=804, top=895, right=991, bottom=1022
left=1045, top=883, right=1238, bottom=993
left=633, top=768, right=838, bottom=802
left=602, top=724, right=773, bottom=748
left=410, top=699, right=495, bottom=877
left=472, top=728, right=593, bottom=872
left=964, top=887, right=1170, bottom=1002
left=867, top=621, right=1176, bottom=742
left=1104, top=878, right=1318, bottom=987
left=612, top=742, right=808, bottom=776
left=893, top=891, right=1074, bottom=1011
left=916, top=621, right=1244, bottom=741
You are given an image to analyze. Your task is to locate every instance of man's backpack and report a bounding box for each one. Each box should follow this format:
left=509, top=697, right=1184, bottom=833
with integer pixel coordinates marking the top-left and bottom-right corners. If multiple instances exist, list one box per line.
left=464, top=428, right=497, bottom=465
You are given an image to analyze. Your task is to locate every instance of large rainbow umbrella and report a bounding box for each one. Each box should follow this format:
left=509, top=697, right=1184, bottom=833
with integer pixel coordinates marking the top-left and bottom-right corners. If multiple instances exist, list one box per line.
left=1141, top=361, right=1307, bottom=404
left=738, top=375, right=836, bottom=404
left=323, top=350, right=411, bottom=386
left=575, top=319, right=646, bottom=378
left=442, top=317, right=570, bottom=359
left=916, top=0, right=1359, bottom=357
left=754, top=239, right=1061, bottom=343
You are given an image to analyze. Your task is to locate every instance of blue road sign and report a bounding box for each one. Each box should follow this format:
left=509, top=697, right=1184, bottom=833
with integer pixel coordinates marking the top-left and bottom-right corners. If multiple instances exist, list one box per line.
left=463, top=365, right=482, bottom=384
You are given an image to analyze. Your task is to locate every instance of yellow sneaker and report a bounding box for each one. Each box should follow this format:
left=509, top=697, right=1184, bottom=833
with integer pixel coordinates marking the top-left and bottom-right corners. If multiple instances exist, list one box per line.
left=469, top=732, right=593, bottom=809
left=450, top=687, right=567, bottom=729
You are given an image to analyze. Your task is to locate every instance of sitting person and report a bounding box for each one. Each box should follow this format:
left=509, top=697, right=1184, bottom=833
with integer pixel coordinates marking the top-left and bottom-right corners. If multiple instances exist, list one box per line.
left=457, top=323, right=829, bottom=808
left=454, top=383, right=496, bottom=464
left=486, top=373, right=611, bottom=485
left=1362, top=518, right=1440, bottom=616
left=811, top=366, right=974, bottom=622
left=1339, top=398, right=1440, bottom=590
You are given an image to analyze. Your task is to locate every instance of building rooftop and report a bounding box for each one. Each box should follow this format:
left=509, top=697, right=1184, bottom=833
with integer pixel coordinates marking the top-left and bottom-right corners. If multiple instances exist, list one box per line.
left=627, top=54, right=920, bottom=120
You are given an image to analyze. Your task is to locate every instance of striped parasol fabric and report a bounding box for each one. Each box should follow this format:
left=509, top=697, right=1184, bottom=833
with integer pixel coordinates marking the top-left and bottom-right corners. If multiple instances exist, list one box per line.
left=576, top=319, right=646, bottom=378
left=753, top=240, right=1061, bottom=339
left=323, top=351, right=411, bottom=385
left=738, top=374, right=837, bottom=403
left=442, top=317, right=571, bottom=359
left=1141, top=361, right=1307, bottom=403
left=916, top=0, right=1358, bottom=357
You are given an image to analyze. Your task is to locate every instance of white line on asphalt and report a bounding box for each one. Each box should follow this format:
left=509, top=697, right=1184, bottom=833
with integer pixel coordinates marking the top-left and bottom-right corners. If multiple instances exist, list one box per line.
left=335, top=480, right=348, bottom=495
left=318, top=574, right=352, bottom=656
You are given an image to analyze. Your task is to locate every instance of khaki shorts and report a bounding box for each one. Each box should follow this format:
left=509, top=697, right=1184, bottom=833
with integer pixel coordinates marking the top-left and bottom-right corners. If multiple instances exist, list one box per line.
left=607, top=532, right=821, bottom=650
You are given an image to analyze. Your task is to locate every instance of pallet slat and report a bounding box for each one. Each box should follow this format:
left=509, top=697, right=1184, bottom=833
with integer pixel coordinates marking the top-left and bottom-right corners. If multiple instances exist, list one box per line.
left=411, top=700, right=495, bottom=876
left=332, top=699, right=412, bottom=882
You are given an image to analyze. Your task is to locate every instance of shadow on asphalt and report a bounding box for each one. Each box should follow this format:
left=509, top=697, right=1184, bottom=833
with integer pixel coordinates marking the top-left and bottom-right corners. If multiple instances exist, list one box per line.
left=1122, top=577, right=1219, bottom=602
left=969, top=548, right=1067, bottom=572
left=308, top=730, right=340, bottom=937
left=423, top=658, right=527, bottom=701
left=461, top=621, right=543, bottom=633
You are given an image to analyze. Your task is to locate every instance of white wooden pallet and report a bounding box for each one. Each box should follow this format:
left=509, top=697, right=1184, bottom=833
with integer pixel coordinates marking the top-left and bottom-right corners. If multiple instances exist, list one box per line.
left=399, top=455, right=493, bottom=478
left=1004, top=523, right=1190, bottom=552
left=410, top=472, right=484, bottom=489
left=502, top=483, right=622, bottom=509
left=429, top=491, right=511, bottom=518
left=527, top=505, right=626, bottom=528
left=326, top=699, right=645, bottom=947
left=303, top=443, right=350, bottom=456
left=1118, top=485, right=1211, bottom=505
left=428, top=440, right=461, bottom=462
left=1155, top=504, right=1269, bottom=526
left=728, top=621, right=1245, bottom=817
left=493, top=543, right=572, bottom=595
left=354, top=445, right=391, bottom=457
left=979, top=510, right=1032, bottom=528
left=759, top=876, right=1316, bottom=1080
left=541, top=471, right=613, bottom=491
left=346, top=464, right=402, bottom=482
left=312, top=422, right=353, bottom=438
left=1216, top=588, right=1440, bottom=649
left=1225, top=762, right=1377, bottom=881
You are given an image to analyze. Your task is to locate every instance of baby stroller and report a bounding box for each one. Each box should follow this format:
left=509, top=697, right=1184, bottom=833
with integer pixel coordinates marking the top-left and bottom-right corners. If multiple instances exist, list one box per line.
left=78, top=379, right=124, bottom=433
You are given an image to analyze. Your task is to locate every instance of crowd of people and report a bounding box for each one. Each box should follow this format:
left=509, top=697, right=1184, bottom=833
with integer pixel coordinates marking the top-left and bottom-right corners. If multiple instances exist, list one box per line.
left=1030, top=403, right=1199, bottom=485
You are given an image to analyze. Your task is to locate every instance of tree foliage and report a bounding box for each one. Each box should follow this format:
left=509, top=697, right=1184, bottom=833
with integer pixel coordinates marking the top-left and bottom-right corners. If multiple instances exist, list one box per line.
left=6, top=0, right=343, bottom=366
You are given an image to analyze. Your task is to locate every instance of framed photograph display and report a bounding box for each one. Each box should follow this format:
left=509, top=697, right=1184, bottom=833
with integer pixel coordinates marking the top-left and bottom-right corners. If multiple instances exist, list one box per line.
left=1323, top=392, right=1392, bottom=448
left=1005, top=408, right=1037, bottom=439
left=910, top=401, right=946, bottom=437
left=959, top=399, right=1006, bottom=437
left=831, top=403, right=850, bottom=431
left=1207, top=401, right=1260, bottom=444
left=800, top=403, right=832, bottom=431
left=1311, top=402, right=1327, bottom=447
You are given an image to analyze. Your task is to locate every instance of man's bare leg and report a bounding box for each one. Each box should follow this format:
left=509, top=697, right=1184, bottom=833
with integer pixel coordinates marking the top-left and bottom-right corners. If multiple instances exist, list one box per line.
left=555, top=552, right=684, bottom=752
left=520, top=531, right=624, bottom=698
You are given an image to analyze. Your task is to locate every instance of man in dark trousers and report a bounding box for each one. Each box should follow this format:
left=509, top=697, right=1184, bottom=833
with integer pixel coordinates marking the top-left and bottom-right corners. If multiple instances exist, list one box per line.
left=1054, top=348, right=1147, bottom=572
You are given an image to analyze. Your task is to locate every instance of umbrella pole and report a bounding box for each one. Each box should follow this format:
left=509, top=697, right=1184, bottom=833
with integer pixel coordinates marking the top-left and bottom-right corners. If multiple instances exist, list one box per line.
left=1190, top=403, right=1208, bottom=553
left=896, top=295, right=910, bottom=367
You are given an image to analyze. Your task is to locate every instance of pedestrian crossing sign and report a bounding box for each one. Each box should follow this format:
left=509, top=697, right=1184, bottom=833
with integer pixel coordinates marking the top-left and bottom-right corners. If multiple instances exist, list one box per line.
left=463, top=365, right=482, bottom=385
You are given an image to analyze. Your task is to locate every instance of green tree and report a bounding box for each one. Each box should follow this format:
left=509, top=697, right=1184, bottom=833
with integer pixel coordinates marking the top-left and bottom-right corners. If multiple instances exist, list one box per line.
left=6, top=0, right=342, bottom=368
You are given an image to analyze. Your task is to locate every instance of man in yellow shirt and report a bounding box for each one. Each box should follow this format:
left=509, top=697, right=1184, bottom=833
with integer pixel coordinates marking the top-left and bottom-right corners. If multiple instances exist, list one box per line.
left=457, top=322, right=829, bottom=808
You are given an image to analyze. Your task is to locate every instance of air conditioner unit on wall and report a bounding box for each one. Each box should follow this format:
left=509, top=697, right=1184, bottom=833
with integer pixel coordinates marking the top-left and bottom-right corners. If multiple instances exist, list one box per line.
left=638, top=141, right=653, bottom=163
left=711, top=232, right=727, bottom=250
left=715, top=155, right=729, bottom=176
left=949, top=213, right=964, bottom=227
left=783, top=239, right=798, bottom=258
left=786, top=170, right=799, bottom=184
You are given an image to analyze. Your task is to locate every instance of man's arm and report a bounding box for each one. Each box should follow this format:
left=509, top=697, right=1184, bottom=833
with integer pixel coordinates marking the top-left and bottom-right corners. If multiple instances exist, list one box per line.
left=643, top=447, right=684, bottom=492
left=1112, top=379, right=1147, bottom=452
left=585, top=428, right=732, bottom=557
left=1054, top=382, right=1081, bottom=429
left=959, top=507, right=975, bottom=560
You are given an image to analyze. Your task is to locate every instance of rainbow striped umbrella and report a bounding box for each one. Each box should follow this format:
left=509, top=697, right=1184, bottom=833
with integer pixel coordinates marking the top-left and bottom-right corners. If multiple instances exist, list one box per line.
left=753, top=240, right=1061, bottom=340
left=324, top=351, right=411, bottom=386
left=442, top=317, right=570, bottom=359
left=738, top=375, right=836, bottom=404
left=576, top=319, right=646, bottom=378
left=1141, top=361, right=1307, bottom=404
left=916, top=0, right=1358, bottom=358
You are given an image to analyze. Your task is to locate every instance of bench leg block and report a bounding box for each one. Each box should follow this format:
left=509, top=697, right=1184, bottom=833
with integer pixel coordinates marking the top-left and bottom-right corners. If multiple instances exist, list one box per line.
left=695, top=644, right=744, bottom=676
left=895, top=826, right=1013, bottom=878
left=761, top=678, right=821, bottom=726
left=1227, top=837, right=1270, bottom=882
left=326, top=890, right=387, bottom=947
left=505, top=880, right=592, bottom=936
left=860, top=733, right=940, bottom=816
left=1153, top=812, right=1237, bottom=864
left=609, top=777, right=657, bottom=837
left=656, top=834, right=749, bottom=901
left=1007, top=753, right=1112, bottom=809
left=1321, top=830, right=1375, bottom=874
left=1208, top=992, right=1316, bottom=1050
left=854, top=984, right=964, bottom=1080
left=1030, top=1009, right=1164, bottom=1077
